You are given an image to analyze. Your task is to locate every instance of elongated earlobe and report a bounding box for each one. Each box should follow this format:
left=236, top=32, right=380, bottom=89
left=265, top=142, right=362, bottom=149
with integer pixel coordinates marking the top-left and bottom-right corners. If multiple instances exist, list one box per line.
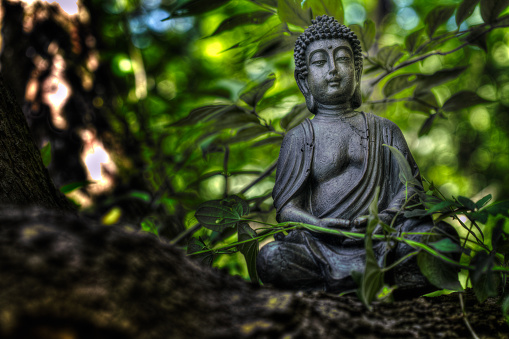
left=351, top=70, right=362, bottom=109
left=295, top=71, right=317, bottom=114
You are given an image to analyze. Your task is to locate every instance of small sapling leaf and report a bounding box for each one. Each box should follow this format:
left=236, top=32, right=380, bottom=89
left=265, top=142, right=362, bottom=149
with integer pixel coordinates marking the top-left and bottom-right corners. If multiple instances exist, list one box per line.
left=187, top=237, right=215, bottom=267
left=457, top=196, right=477, bottom=211
left=476, top=194, right=492, bottom=209
left=429, top=238, right=462, bottom=253
left=424, top=5, right=456, bottom=37
left=41, top=142, right=52, bottom=167
left=356, top=187, right=385, bottom=308
left=384, top=144, right=420, bottom=187
left=238, top=222, right=260, bottom=284
left=195, top=198, right=242, bottom=232
left=417, top=251, right=463, bottom=291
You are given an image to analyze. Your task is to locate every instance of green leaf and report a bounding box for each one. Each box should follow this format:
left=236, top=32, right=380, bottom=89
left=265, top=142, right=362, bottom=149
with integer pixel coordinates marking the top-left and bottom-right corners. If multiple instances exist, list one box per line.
left=404, top=209, right=429, bottom=218
left=240, top=74, right=276, bottom=107
left=375, top=45, right=403, bottom=70
left=302, top=0, right=344, bottom=23
left=405, top=91, right=439, bottom=114
left=471, top=251, right=500, bottom=302
left=425, top=200, right=456, bottom=215
left=383, top=73, right=418, bottom=97
left=476, top=194, right=492, bottom=208
left=187, top=237, right=215, bottom=267
left=213, top=110, right=260, bottom=130
left=465, top=26, right=488, bottom=51
left=417, top=251, right=463, bottom=290
left=228, top=195, right=250, bottom=217
left=238, top=222, right=260, bottom=284
left=228, top=125, right=268, bottom=144
left=129, top=190, right=151, bottom=202
left=141, top=217, right=159, bottom=237
left=502, top=295, right=509, bottom=321
left=211, top=11, right=273, bottom=36
left=405, top=28, right=425, bottom=54
left=357, top=187, right=384, bottom=308
left=457, top=0, right=481, bottom=26
left=170, top=105, right=234, bottom=126
left=480, top=0, right=509, bottom=23
left=415, top=67, right=468, bottom=96
left=280, top=103, right=312, bottom=131
left=257, top=87, right=300, bottom=111
left=429, top=238, right=462, bottom=253
left=425, top=5, right=456, bottom=37
left=60, top=180, right=94, bottom=194
left=350, top=19, right=375, bottom=52
left=442, top=91, right=492, bottom=112
left=41, top=142, right=52, bottom=167
left=484, top=200, right=509, bottom=217
left=167, top=0, right=230, bottom=18
left=252, top=135, right=284, bottom=147
left=252, top=34, right=298, bottom=58
left=418, top=114, right=437, bottom=137
left=383, top=145, right=420, bottom=186
left=195, top=198, right=242, bottom=232
left=278, top=0, right=312, bottom=27
left=457, top=196, right=477, bottom=211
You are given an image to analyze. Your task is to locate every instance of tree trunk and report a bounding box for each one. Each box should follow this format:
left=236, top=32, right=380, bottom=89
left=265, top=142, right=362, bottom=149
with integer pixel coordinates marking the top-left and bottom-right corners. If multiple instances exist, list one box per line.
left=0, top=75, right=74, bottom=211
left=0, top=75, right=506, bottom=338
left=0, top=207, right=506, bottom=339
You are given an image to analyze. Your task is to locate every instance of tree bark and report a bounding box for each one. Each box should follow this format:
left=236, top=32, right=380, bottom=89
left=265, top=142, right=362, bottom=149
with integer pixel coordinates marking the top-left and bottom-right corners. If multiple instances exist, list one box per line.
left=0, top=207, right=507, bottom=339
left=0, top=75, right=74, bottom=211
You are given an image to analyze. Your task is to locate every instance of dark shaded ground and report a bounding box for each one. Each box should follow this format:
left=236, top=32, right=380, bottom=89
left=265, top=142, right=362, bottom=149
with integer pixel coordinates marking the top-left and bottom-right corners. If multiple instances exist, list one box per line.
left=0, top=207, right=506, bottom=339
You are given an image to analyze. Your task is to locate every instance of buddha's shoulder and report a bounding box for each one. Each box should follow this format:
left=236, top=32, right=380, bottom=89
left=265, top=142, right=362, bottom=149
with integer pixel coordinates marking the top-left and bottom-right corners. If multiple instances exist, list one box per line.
left=364, top=112, right=403, bottom=131
left=284, top=119, right=312, bottom=140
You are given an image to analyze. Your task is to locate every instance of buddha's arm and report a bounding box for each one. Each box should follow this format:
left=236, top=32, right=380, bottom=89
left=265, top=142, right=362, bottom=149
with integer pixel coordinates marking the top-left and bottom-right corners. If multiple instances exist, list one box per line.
left=278, top=193, right=351, bottom=229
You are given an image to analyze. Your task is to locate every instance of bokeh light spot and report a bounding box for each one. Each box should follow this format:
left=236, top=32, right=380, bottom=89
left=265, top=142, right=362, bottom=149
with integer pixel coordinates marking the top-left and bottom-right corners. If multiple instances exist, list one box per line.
left=345, top=3, right=366, bottom=24
left=492, top=41, right=509, bottom=66
left=103, top=0, right=127, bottom=14
left=204, top=41, right=224, bottom=58
left=396, top=7, right=419, bottom=30
left=118, top=58, right=132, bottom=72
left=469, top=107, right=491, bottom=131
left=146, top=9, right=173, bottom=33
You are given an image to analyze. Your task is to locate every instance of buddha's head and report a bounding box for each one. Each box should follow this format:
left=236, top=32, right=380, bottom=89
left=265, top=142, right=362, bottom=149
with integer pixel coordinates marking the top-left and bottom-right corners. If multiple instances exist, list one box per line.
left=294, top=15, right=363, bottom=113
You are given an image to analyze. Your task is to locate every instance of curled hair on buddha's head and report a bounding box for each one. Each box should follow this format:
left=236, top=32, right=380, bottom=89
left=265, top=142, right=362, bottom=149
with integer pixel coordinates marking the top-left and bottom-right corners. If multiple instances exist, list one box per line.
left=294, top=15, right=364, bottom=110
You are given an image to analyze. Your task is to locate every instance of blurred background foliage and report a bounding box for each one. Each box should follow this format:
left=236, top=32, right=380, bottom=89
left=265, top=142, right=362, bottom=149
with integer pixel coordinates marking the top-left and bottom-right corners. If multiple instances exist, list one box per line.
left=1, top=0, right=509, bottom=279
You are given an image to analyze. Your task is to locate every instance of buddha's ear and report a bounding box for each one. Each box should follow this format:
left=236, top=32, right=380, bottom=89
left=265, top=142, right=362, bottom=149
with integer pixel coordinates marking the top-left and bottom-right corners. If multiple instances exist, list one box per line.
left=295, top=70, right=309, bottom=95
left=295, top=71, right=316, bottom=113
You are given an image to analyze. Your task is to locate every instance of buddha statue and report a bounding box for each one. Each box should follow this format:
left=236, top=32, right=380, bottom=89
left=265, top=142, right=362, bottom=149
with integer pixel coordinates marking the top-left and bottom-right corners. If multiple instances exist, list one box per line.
left=256, top=15, right=455, bottom=295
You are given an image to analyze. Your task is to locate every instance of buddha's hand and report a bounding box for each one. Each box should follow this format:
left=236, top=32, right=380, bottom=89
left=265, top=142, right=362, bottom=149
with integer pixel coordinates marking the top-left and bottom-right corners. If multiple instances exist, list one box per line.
left=318, top=218, right=351, bottom=229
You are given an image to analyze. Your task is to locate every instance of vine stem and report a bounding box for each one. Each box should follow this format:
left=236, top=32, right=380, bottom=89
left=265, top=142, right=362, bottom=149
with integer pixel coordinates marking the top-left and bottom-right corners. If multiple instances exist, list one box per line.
left=459, top=293, right=480, bottom=339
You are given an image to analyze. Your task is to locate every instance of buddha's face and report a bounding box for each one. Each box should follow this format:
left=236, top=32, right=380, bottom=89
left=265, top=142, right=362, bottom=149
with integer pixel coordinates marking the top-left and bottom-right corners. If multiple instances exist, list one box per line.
left=304, top=39, right=356, bottom=106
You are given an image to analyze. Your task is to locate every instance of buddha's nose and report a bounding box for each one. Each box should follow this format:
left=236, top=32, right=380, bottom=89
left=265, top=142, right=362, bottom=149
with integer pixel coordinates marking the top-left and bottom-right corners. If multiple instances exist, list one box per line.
left=329, top=63, right=338, bottom=75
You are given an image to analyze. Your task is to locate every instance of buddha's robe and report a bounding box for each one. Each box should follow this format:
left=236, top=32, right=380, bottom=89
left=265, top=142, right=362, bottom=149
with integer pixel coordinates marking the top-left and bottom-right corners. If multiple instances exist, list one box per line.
left=257, top=112, right=446, bottom=293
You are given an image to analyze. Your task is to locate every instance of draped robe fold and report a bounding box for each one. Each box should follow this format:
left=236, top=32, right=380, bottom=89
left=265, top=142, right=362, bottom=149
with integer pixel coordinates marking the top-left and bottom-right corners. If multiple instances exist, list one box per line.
left=258, top=112, right=441, bottom=293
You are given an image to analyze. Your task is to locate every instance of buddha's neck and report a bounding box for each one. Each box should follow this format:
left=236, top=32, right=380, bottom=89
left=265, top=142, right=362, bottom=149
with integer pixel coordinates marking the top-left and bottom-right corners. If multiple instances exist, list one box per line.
left=315, top=102, right=354, bottom=116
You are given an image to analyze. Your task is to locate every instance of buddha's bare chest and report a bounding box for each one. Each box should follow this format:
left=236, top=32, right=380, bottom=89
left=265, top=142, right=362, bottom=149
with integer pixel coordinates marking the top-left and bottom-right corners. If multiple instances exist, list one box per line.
left=310, top=120, right=366, bottom=182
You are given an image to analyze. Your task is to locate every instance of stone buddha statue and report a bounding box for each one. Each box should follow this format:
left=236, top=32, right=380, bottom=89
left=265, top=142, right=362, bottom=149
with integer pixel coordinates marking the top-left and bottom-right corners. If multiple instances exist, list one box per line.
left=256, top=15, right=454, bottom=294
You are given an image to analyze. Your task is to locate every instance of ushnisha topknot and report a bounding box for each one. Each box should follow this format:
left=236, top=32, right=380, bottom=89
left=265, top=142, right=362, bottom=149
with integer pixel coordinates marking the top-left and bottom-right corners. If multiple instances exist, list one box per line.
left=294, top=15, right=363, bottom=78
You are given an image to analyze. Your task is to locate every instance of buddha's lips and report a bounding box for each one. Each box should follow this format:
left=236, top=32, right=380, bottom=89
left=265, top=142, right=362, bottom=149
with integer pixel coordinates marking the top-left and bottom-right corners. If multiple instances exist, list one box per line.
left=328, top=80, right=341, bottom=87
